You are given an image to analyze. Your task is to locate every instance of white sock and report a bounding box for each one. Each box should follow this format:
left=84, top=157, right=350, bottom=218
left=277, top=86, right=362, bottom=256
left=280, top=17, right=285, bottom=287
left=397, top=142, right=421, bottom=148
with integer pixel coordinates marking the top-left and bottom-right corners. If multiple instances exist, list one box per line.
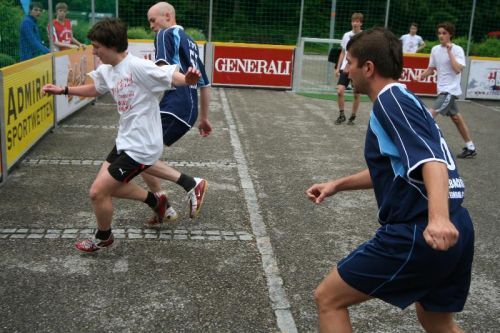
left=465, top=141, right=475, bottom=150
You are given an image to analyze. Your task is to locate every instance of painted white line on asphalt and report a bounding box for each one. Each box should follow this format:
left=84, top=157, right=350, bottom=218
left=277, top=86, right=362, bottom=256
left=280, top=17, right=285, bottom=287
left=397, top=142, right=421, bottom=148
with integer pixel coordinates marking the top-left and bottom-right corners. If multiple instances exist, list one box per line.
left=219, top=89, right=298, bottom=333
left=470, top=101, right=500, bottom=113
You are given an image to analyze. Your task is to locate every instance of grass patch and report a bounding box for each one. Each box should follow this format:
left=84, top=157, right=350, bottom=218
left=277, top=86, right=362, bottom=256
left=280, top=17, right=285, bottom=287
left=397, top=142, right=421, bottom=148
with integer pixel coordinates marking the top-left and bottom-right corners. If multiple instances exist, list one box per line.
left=297, top=92, right=371, bottom=102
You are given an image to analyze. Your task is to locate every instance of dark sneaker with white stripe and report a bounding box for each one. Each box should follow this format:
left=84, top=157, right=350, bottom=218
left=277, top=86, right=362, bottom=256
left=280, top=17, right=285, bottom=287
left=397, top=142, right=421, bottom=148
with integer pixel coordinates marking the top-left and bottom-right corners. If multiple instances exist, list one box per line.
left=456, top=147, right=477, bottom=159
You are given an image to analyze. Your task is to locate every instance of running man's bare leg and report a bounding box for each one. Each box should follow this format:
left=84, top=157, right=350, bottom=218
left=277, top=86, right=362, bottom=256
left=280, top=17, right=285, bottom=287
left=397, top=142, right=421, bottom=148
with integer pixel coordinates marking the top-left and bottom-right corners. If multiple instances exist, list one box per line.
left=141, top=160, right=182, bottom=192
left=415, top=303, right=464, bottom=333
left=315, top=267, right=371, bottom=333
left=352, top=93, right=360, bottom=116
left=450, top=114, right=473, bottom=143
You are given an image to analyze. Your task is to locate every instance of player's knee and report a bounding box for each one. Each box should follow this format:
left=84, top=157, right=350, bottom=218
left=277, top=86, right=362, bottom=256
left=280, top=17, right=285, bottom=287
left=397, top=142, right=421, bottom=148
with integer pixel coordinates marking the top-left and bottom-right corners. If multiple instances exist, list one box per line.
left=450, top=115, right=460, bottom=123
left=337, top=87, right=345, bottom=96
left=314, top=282, right=341, bottom=312
left=89, top=184, right=105, bottom=202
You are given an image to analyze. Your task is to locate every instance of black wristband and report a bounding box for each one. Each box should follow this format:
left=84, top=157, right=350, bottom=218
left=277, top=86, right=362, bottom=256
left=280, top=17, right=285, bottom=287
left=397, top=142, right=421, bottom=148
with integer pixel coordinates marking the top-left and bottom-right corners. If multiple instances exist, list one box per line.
left=63, top=86, right=69, bottom=95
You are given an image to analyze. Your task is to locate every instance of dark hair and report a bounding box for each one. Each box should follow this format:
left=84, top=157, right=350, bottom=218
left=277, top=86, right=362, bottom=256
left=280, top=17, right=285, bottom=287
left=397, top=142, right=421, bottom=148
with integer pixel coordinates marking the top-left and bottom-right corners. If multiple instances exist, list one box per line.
left=410, top=23, right=418, bottom=28
left=30, top=2, right=43, bottom=10
left=87, top=18, right=128, bottom=52
left=346, top=27, right=403, bottom=80
left=437, top=22, right=455, bottom=39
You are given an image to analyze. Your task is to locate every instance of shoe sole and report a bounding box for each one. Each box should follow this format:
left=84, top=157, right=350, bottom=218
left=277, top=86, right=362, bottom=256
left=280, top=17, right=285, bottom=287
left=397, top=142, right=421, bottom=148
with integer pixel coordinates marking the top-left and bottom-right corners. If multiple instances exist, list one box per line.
left=191, top=181, right=208, bottom=219
left=75, top=240, right=115, bottom=253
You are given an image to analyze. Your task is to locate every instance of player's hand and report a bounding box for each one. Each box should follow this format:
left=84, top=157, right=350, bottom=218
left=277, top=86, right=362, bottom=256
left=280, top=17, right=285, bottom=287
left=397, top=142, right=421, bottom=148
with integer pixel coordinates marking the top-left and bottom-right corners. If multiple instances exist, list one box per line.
left=423, top=217, right=459, bottom=251
left=335, top=68, right=340, bottom=77
left=306, top=182, right=337, bottom=204
left=198, top=119, right=212, bottom=137
left=446, top=42, right=453, bottom=51
left=184, top=67, right=201, bottom=85
left=41, top=84, right=64, bottom=96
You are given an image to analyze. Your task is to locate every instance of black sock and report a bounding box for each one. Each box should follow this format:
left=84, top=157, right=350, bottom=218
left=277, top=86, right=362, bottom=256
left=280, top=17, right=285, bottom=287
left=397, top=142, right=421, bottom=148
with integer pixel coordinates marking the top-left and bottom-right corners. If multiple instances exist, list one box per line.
left=177, top=173, right=196, bottom=192
left=144, top=191, right=157, bottom=208
left=95, top=229, right=112, bottom=240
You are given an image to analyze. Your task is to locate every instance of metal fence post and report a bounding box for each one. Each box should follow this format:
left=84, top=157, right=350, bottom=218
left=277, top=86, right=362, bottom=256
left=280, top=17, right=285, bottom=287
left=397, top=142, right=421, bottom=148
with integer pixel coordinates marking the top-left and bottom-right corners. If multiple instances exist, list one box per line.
left=327, top=0, right=337, bottom=85
left=208, top=0, right=213, bottom=43
left=297, top=0, right=304, bottom=45
left=466, top=0, right=477, bottom=56
left=384, top=0, right=391, bottom=28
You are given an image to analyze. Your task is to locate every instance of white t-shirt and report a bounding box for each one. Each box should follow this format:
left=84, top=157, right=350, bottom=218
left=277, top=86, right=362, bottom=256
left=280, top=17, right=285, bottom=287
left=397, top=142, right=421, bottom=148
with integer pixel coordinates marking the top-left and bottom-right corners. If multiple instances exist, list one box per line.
left=89, top=53, right=179, bottom=165
left=340, top=30, right=356, bottom=70
left=429, top=44, right=466, bottom=96
left=400, top=34, right=424, bottom=53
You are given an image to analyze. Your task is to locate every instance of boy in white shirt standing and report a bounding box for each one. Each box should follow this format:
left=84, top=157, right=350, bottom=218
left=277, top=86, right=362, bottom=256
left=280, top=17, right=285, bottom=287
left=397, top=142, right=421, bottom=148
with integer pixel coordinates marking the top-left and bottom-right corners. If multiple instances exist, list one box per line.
left=334, top=12, right=363, bottom=125
left=400, top=23, right=425, bottom=53
left=419, top=22, right=476, bottom=158
left=42, top=18, right=201, bottom=252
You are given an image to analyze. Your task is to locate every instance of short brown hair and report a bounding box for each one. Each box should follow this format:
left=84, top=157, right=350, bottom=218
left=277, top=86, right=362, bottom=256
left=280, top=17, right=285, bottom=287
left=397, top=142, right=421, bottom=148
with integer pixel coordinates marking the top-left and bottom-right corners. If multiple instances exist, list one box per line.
left=87, top=18, right=128, bottom=52
left=55, top=2, right=68, bottom=11
left=351, top=13, right=364, bottom=22
left=437, top=22, right=456, bottom=39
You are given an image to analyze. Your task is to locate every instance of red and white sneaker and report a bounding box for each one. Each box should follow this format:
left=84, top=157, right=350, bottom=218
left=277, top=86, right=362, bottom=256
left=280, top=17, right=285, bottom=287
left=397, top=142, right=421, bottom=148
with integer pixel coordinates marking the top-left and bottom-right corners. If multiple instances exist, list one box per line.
left=187, top=177, right=208, bottom=219
left=145, top=206, right=178, bottom=227
left=152, top=192, right=168, bottom=224
left=75, top=234, right=114, bottom=253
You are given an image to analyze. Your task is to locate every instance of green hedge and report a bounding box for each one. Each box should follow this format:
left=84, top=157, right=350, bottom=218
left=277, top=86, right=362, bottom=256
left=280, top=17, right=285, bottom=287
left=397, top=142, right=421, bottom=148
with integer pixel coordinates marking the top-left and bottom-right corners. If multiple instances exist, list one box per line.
left=419, top=36, right=500, bottom=57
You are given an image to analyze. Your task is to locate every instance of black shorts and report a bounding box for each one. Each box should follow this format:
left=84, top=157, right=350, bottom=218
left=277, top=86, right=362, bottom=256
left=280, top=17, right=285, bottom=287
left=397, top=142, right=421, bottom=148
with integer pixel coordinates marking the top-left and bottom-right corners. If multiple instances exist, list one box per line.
left=161, top=113, right=192, bottom=146
left=106, top=146, right=150, bottom=183
left=337, top=70, right=351, bottom=87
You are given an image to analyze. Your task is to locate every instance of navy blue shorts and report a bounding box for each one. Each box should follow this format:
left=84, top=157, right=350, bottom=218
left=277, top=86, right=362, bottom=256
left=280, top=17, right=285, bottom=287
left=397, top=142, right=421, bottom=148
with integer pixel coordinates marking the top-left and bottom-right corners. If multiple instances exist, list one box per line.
left=337, top=208, right=474, bottom=312
left=161, top=113, right=192, bottom=147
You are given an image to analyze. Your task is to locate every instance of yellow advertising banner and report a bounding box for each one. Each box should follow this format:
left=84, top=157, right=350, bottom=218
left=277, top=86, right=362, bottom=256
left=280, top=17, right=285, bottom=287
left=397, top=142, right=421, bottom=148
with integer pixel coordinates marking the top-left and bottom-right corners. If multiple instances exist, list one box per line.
left=1, top=54, right=54, bottom=168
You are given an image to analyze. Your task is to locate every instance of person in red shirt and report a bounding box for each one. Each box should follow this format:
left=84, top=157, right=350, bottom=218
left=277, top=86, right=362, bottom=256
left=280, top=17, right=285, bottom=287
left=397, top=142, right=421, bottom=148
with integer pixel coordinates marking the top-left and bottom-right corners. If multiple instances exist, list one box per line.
left=48, top=2, right=85, bottom=51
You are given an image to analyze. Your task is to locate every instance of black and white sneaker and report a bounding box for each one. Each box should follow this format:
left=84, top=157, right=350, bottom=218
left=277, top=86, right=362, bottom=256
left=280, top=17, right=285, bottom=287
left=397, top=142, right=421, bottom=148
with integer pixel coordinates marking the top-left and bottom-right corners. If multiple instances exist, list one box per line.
left=347, top=115, right=356, bottom=125
left=456, top=147, right=477, bottom=159
left=335, top=114, right=346, bottom=125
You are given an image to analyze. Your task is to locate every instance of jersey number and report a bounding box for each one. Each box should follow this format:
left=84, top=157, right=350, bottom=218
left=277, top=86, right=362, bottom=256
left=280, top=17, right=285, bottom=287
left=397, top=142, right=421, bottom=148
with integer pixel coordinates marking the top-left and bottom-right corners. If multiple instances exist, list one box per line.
left=440, top=137, right=456, bottom=171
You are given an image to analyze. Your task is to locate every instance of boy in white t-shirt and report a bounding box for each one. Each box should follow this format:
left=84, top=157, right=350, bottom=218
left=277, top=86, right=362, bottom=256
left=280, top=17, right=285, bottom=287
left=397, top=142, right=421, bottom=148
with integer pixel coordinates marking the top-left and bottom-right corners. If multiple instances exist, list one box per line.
left=400, top=23, right=425, bottom=53
left=334, top=12, right=363, bottom=125
left=419, top=22, right=476, bottom=158
left=42, top=18, right=201, bottom=252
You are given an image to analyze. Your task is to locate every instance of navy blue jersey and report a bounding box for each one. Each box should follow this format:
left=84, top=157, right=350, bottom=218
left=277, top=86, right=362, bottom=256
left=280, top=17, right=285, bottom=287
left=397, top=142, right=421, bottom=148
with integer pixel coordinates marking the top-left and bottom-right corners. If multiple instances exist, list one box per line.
left=365, top=83, right=465, bottom=224
left=154, top=25, right=210, bottom=127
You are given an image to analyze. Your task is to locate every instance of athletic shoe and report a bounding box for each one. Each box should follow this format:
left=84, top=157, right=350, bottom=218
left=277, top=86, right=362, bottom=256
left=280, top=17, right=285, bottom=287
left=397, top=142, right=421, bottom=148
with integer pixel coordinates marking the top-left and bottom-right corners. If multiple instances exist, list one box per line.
left=75, top=234, right=114, bottom=253
left=152, top=192, right=168, bottom=224
left=335, top=114, right=346, bottom=125
left=456, top=147, right=477, bottom=159
left=347, top=115, right=356, bottom=125
left=187, top=177, right=208, bottom=219
left=145, top=206, right=178, bottom=227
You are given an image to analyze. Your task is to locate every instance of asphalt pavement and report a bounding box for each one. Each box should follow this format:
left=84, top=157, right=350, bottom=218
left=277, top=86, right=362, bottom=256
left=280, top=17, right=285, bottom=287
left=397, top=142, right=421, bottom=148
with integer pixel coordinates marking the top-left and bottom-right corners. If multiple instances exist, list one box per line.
left=0, top=88, right=499, bottom=332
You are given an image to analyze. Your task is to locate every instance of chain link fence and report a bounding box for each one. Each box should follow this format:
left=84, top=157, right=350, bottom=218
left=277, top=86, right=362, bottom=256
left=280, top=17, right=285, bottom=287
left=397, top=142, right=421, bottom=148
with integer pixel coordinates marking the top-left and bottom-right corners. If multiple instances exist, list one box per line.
left=1, top=0, right=498, bottom=67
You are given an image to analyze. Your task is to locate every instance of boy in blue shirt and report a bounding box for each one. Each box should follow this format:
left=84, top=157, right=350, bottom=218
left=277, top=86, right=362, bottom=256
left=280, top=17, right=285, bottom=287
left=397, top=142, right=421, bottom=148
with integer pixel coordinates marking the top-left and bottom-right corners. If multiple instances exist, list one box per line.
left=19, top=2, right=50, bottom=61
left=307, top=27, right=474, bottom=333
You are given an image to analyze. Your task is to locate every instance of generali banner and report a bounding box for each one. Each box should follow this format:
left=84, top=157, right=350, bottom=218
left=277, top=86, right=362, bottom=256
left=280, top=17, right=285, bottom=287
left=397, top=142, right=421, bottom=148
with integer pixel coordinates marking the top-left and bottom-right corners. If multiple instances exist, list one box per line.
left=399, top=54, right=437, bottom=96
left=212, top=43, right=295, bottom=89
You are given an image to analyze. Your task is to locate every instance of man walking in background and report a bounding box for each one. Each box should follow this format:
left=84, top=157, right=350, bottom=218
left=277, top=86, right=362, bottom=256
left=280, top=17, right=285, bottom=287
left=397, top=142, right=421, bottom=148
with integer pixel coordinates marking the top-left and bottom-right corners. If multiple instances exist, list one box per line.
left=334, top=12, right=363, bottom=125
left=144, top=2, right=212, bottom=223
left=419, top=22, right=477, bottom=158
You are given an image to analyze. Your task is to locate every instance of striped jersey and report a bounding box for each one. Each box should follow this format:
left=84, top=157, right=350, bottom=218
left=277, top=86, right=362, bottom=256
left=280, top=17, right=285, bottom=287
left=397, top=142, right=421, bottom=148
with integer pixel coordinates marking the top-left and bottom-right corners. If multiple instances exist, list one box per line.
left=154, top=25, right=210, bottom=127
left=366, top=83, right=465, bottom=224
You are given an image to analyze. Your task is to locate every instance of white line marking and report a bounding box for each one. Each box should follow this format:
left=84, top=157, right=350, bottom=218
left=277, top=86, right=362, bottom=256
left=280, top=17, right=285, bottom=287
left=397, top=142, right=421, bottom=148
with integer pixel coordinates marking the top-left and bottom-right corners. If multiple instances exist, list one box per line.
left=470, top=101, right=500, bottom=113
left=219, top=89, right=298, bottom=333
